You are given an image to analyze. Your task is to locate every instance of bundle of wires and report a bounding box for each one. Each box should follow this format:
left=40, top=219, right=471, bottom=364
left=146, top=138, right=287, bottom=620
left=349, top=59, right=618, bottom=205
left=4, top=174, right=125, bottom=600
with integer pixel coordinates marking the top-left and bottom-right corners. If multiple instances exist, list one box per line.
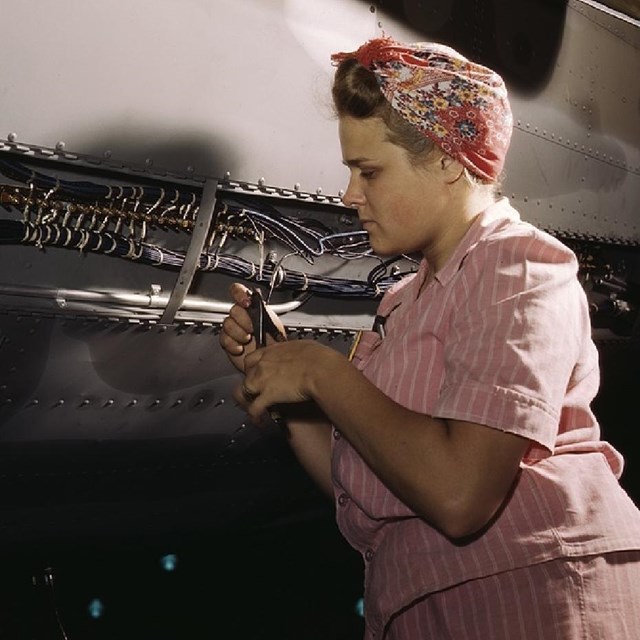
left=0, top=158, right=417, bottom=299
left=0, top=158, right=198, bottom=206
left=216, top=196, right=372, bottom=264
left=1, top=219, right=412, bottom=299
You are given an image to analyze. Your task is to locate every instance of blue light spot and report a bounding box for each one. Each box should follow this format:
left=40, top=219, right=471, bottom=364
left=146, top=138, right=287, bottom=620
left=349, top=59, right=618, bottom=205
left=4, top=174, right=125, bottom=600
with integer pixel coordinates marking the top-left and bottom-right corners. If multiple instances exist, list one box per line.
left=160, top=553, right=178, bottom=572
left=88, top=598, right=104, bottom=619
left=354, top=597, right=365, bottom=618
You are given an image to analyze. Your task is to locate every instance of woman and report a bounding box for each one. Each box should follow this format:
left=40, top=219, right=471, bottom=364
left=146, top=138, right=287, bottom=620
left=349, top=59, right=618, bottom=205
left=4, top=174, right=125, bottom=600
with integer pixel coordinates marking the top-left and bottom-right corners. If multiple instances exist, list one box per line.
left=220, top=37, right=640, bottom=639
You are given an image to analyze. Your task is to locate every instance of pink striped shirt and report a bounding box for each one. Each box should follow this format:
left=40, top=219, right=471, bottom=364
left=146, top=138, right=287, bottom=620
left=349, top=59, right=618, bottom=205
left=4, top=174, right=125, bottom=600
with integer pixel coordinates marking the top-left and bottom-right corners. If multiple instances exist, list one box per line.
left=331, top=198, right=640, bottom=638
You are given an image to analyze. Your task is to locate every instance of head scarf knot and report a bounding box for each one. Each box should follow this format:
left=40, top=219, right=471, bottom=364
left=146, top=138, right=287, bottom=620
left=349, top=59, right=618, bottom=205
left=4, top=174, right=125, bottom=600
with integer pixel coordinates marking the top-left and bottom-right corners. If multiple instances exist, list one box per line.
left=331, top=36, right=513, bottom=182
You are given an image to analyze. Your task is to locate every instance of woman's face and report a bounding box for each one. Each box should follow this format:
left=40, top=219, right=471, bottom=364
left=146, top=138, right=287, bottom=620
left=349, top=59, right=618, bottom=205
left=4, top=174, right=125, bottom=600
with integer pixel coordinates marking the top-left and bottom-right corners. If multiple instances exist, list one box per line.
left=338, top=115, right=452, bottom=259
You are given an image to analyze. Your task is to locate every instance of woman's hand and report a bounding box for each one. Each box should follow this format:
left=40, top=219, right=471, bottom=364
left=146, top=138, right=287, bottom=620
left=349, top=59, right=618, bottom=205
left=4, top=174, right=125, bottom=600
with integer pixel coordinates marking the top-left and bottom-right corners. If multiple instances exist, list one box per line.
left=235, top=339, right=339, bottom=423
left=221, top=286, right=334, bottom=497
left=219, top=283, right=253, bottom=372
left=218, top=283, right=285, bottom=373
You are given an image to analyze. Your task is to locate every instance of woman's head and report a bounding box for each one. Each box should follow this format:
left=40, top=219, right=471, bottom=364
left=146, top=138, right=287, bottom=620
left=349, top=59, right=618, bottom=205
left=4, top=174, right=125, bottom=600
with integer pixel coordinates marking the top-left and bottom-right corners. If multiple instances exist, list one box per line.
left=331, top=37, right=513, bottom=184
left=332, top=57, right=437, bottom=165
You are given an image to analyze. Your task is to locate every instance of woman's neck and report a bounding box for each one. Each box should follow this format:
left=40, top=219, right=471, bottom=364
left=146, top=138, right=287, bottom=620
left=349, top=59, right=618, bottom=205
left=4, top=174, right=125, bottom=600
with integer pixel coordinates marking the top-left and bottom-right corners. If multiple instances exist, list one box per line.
left=422, top=189, right=496, bottom=274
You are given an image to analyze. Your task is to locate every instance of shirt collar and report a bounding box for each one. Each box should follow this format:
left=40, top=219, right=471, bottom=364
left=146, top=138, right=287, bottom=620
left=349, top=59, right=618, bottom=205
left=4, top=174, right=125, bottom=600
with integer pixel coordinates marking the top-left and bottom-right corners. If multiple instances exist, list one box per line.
left=425, top=197, right=520, bottom=288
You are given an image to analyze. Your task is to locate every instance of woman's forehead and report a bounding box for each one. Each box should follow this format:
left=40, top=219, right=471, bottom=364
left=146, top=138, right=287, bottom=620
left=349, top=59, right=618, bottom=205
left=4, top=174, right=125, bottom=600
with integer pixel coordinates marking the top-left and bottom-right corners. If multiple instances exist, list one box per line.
left=339, top=116, right=430, bottom=170
left=339, top=117, right=393, bottom=155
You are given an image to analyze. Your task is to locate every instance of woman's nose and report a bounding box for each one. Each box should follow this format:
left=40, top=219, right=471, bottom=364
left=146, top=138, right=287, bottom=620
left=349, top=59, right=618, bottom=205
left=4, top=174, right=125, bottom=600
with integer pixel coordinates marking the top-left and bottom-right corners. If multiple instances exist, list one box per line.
left=341, top=176, right=365, bottom=209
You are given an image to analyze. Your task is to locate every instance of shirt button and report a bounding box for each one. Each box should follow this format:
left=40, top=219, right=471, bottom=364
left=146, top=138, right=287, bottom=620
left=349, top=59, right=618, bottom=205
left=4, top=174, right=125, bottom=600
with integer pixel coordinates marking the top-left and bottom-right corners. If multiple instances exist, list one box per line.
left=337, top=493, right=350, bottom=507
left=364, top=549, right=374, bottom=562
left=333, top=429, right=342, bottom=440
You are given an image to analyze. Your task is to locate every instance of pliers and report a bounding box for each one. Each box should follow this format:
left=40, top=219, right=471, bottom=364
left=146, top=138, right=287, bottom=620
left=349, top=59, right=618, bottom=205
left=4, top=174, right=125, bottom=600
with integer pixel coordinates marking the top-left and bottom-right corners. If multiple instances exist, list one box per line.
left=247, top=288, right=286, bottom=347
left=246, top=287, right=288, bottom=433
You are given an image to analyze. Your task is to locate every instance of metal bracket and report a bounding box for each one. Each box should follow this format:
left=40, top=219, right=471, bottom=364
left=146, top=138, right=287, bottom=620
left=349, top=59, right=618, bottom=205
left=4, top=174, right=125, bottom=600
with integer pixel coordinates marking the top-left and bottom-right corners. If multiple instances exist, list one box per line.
left=160, top=178, right=218, bottom=325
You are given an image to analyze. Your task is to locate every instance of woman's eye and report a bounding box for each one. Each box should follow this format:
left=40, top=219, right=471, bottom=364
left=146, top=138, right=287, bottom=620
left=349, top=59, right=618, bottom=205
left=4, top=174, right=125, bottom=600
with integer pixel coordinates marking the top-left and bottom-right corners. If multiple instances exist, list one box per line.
left=361, top=170, right=376, bottom=179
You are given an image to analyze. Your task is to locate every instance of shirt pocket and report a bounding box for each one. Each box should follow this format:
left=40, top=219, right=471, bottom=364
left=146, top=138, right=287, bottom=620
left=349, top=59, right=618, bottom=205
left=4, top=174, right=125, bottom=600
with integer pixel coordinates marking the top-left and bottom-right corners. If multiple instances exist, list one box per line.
left=351, top=330, right=382, bottom=371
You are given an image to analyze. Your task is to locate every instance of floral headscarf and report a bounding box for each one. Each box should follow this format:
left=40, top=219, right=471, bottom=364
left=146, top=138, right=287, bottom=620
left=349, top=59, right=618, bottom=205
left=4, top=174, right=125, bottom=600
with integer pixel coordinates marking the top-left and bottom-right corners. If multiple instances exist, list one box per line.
left=331, top=37, right=513, bottom=182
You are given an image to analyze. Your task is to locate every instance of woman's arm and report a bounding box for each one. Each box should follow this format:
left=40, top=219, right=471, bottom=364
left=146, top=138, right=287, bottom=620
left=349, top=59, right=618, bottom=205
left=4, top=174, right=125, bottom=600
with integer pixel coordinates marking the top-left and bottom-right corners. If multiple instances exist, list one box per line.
left=219, top=284, right=333, bottom=499
left=242, top=340, right=529, bottom=539
left=285, top=407, right=334, bottom=499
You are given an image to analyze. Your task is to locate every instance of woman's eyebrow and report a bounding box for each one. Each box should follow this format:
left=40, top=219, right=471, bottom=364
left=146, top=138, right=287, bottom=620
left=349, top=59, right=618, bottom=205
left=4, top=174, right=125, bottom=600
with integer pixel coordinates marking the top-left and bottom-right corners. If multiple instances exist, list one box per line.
left=342, top=156, right=375, bottom=167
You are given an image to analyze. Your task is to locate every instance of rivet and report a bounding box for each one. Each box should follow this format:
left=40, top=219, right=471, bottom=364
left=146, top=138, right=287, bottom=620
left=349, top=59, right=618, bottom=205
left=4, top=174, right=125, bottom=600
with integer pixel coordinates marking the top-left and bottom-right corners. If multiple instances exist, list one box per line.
left=173, top=399, right=183, bottom=407
left=80, top=399, right=90, bottom=407
left=104, top=399, right=114, bottom=407
left=55, top=399, right=65, bottom=407
left=128, top=399, right=138, bottom=407
left=55, top=141, right=66, bottom=151
left=103, top=149, right=112, bottom=159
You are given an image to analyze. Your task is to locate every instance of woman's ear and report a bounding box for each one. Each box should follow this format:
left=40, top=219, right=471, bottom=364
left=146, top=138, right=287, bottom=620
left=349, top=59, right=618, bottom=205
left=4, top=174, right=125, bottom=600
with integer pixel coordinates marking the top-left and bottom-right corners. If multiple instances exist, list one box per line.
left=440, top=155, right=465, bottom=184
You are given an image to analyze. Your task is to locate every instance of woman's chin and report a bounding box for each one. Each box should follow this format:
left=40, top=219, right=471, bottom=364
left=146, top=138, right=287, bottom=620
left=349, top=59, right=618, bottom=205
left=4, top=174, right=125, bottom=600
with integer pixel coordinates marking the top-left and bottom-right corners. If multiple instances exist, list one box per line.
left=369, top=238, right=402, bottom=258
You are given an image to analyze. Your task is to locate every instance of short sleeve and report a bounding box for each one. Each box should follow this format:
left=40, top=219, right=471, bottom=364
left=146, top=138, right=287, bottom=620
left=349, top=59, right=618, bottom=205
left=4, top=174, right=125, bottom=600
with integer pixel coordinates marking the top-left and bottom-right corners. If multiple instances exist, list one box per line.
left=434, top=228, right=587, bottom=452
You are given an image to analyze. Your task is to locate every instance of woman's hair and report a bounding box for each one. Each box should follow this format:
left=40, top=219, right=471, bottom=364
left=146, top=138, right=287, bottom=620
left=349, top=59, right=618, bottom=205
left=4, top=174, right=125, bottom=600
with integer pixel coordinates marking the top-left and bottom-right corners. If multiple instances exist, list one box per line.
left=332, top=57, right=498, bottom=189
left=332, top=58, right=437, bottom=165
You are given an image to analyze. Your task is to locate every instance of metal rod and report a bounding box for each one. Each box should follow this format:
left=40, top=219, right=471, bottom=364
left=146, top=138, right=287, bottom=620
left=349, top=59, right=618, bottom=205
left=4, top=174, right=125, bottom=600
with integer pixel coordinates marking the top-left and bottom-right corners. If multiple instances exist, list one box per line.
left=160, top=177, right=219, bottom=324
left=0, top=283, right=307, bottom=315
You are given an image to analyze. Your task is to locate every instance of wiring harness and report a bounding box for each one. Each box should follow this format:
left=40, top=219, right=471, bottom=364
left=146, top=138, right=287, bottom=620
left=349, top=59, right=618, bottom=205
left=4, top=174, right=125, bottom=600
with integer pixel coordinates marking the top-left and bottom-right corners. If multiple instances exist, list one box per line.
left=0, top=157, right=416, bottom=299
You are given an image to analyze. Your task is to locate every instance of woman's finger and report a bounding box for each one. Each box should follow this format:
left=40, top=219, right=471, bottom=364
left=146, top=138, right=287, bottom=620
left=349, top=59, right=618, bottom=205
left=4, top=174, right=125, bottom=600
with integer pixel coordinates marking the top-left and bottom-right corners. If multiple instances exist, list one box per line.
left=229, top=282, right=252, bottom=306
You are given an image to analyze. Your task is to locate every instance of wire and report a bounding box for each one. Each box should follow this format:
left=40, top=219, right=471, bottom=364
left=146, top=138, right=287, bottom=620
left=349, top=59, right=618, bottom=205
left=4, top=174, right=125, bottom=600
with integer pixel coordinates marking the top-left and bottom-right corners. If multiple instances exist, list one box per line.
left=0, top=159, right=414, bottom=300
left=0, top=219, right=403, bottom=299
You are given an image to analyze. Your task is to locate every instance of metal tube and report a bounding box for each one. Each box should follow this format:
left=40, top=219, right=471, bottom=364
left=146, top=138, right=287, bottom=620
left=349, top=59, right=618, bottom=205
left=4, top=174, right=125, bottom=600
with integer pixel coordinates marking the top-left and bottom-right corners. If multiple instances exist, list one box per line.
left=0, top=283, right=307, bottom=314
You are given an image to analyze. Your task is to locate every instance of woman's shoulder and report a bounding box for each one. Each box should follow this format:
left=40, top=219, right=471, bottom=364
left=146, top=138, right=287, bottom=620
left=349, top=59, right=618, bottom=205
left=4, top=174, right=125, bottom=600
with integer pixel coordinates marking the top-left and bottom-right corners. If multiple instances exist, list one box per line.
left=456, top=213, right=581, bottom=298
left=477, top=215, right=578, bottom=269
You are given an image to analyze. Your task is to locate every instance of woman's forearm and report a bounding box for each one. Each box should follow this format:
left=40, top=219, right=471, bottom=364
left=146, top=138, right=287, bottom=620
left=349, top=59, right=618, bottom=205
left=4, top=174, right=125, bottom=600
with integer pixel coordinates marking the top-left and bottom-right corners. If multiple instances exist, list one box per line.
left=282, top=403, right=334, bottom=499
